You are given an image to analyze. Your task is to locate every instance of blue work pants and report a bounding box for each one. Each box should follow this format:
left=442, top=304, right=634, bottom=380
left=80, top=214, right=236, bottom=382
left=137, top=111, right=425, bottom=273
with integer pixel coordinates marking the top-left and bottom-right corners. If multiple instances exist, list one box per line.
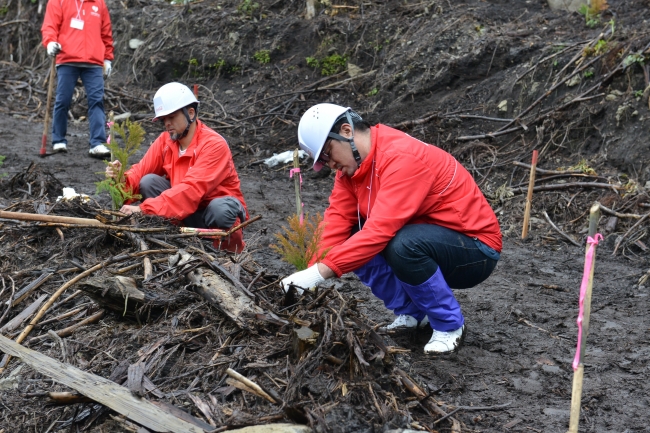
left=52, top=65, right=106, bottom=148
left=354, top=224, right=500, bottom=331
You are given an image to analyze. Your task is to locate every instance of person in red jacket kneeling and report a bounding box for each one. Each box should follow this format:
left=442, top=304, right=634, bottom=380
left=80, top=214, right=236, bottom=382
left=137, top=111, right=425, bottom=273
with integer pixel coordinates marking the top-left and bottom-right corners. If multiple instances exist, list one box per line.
left=281, top=103, right=502, bottom=354
left=105, top=82, right=248, bottom=253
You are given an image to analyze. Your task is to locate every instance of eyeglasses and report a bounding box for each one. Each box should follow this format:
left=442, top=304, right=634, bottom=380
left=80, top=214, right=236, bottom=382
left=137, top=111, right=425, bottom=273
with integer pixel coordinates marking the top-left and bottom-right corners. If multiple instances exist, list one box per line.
left=317, top=140, right=332, bottom=165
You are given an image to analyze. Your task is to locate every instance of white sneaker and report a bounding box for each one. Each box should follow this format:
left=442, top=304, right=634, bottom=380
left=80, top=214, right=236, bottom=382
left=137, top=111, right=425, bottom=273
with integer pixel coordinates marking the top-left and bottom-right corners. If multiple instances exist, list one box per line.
left=380, top=314, right=429, bottom=332
left=88, top=144, right=110, bottom=158
left=52, top=142, right=67, bottom=153
left=424, top=325, right=466, bottom=354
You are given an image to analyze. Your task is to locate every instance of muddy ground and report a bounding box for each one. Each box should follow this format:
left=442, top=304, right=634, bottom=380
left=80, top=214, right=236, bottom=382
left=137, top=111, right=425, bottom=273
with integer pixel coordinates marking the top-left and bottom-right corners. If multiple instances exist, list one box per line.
left=2, top=0, right=650, bottom=431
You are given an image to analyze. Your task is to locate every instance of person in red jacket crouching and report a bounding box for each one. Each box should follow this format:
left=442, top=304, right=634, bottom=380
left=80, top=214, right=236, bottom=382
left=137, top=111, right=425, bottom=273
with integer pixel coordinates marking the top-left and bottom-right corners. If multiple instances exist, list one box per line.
left=105, top=82, right=248, bottom=253
left=41, top=0, right=114, bottom=157
left=281, top=103, right=502, bottom=354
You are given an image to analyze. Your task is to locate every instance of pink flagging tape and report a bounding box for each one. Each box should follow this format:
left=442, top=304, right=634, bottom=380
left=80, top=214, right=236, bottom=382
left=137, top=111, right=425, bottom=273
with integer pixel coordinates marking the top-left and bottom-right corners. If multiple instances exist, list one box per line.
left=289, top=168, right=302, bottom=185
left=289, top=168, right=304, bottom=224
left=572, top=233, right=603, bottom=371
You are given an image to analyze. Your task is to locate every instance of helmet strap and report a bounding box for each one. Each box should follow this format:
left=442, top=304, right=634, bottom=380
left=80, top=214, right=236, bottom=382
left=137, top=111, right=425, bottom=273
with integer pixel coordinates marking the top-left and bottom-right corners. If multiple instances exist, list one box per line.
left=327, top=111, right=362, bottom=166
left=178, top=106, right=197, bottom=140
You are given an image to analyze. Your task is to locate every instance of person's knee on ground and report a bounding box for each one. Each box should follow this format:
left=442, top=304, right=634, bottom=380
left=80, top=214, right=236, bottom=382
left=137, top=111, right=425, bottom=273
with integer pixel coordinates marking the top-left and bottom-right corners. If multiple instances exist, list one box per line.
left=203, top=197, right=247, bottom=253
left=139, top=174, right=171, bottom=200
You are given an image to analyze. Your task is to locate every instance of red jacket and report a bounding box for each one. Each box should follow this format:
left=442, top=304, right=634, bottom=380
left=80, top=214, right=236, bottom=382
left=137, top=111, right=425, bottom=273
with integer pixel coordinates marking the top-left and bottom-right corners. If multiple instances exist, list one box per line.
left=124, top=120, right=248, bottom=222
left=314, top=124, right=502, bottom=277
left=41, top=0, right=114, bottom=66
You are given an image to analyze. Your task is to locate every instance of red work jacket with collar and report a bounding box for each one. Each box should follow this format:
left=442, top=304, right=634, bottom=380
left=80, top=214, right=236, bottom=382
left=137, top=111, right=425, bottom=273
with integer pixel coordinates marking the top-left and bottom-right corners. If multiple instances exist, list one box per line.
left=313, top=124, right=502, bottom=277
left=124, top=120, right=248, bottom=221
left=41, top=0, right=114, bottom=66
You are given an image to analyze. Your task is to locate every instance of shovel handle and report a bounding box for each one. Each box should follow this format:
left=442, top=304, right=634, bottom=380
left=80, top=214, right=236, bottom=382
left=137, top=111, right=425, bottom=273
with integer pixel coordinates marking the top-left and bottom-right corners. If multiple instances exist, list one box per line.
left=40, top=57, right=57, bottom=156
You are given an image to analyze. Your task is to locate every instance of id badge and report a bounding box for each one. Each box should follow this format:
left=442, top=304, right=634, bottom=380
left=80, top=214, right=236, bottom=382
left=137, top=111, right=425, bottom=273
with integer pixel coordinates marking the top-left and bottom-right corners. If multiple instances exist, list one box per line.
left=70, top=18, right=84, bottom=30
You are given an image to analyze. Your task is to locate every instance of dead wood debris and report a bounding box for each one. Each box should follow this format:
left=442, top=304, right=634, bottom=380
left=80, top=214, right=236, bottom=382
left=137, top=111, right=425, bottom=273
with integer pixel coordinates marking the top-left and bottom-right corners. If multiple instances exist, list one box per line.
left=0, top=169, right=494, bottom=432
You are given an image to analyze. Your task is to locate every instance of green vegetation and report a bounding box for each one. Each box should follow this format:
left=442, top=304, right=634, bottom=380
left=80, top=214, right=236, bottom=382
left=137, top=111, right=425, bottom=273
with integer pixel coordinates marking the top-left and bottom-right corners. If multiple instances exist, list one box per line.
left=305, top=53, right=347, bottom=76
left=95, top=119, right=145, bottom=209
left=0, top=155, right=5, bottom=177
left=237, top=0, right=259, bottom=16
left=578, top=0, right=609, bottom=28
left=634, top=89, right=644, bottom=98
left=305, top=56, right=319, bottom=68
left=253, top=50, right=271, bottom=64
left=272, top=213, right=329, bottom=271
left=188, top=58, right=199, bottom=67
left=584, top=39, right=608, bottom=57
left=624, top=53, right=646, bottom=68
left=320, top=54, right=346, bottom=76
left=367, top=87, right=379, bottom=96
left=583, top=70, right=594, bottom=78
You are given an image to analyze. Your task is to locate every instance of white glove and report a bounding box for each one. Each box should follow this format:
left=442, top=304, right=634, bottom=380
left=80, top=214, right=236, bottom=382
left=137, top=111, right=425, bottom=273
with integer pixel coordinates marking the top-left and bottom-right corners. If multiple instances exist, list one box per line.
left=281, top=265, right=325, bottom=295
left=47, top=42, right=61, bottom=57
left=103, top=60, right=112, bottom=78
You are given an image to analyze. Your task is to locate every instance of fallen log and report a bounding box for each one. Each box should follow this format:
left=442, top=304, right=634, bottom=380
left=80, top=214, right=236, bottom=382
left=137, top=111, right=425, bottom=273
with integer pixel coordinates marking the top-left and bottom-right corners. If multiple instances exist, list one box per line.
left=187, top=266, right=264, bottom=329
left=77, top=276, right=183, bottom=318
left=0, top=334, right=205, bottom=433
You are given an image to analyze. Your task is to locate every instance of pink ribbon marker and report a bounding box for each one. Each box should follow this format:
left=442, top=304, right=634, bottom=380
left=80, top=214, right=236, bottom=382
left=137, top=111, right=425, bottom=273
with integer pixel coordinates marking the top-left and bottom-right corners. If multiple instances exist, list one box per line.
left=572, top=233, right=603, bottom=371
left=289, top=168, right=304, bottom=224
left=106, top=122, right=114, bottom=144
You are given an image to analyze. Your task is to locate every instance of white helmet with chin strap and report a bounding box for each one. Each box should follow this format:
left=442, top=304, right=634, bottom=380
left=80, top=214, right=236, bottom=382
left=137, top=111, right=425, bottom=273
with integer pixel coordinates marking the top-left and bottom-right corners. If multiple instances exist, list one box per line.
left=152, top=82, right=199, bottom=139
left=298, top=103, right=363, bottom=171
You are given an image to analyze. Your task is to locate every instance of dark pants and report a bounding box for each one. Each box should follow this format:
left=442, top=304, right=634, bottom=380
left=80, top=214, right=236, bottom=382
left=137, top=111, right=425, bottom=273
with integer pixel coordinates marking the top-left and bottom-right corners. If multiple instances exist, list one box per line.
left=354, top=224, right=500, bottom=331
left=140, top=174, right=246, bottom=229
left=52, top=65, right=106, bottom=148
left=382, top=224, right=499, bottom=287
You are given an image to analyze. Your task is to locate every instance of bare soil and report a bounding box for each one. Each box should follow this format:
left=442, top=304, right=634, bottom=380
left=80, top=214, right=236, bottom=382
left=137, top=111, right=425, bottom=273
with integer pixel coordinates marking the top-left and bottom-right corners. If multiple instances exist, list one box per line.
left=2, top=0, right=650, bottom=432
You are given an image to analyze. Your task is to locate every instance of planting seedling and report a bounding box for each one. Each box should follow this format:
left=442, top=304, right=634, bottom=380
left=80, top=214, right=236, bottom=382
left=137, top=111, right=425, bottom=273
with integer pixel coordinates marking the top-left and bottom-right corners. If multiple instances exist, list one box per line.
left=95, top=119, right=145, bottom=209
left=272, top=213, right=329, bottom=271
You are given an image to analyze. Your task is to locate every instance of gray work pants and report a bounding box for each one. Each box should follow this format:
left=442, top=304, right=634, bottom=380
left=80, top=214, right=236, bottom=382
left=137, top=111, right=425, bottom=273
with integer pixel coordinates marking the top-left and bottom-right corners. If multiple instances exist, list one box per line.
left=140, top=174, right=246, bottom=229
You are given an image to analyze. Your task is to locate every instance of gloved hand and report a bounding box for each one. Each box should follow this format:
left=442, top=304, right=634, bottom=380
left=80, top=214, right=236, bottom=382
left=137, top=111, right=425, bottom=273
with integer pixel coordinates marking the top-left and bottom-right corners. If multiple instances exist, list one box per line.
left=47, top=42, right=61, bottom=57
left=281, top=265, right=325, bottom=295
left=103, top=60, right=112, bottom=78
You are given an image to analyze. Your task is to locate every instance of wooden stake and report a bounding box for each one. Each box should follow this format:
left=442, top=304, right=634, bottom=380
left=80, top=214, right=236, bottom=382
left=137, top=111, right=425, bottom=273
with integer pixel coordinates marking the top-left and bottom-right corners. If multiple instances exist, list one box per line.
left=521, top=150, right=539, bottom=239
left=567, top=202, right=601, bottom=433
left=293, top=149, right=303, bottom=220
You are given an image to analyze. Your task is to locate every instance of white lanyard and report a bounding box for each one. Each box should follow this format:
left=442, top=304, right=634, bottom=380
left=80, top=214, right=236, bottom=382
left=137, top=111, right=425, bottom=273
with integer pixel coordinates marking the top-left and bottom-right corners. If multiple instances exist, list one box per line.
left=74, top=0, right=84, bottom=20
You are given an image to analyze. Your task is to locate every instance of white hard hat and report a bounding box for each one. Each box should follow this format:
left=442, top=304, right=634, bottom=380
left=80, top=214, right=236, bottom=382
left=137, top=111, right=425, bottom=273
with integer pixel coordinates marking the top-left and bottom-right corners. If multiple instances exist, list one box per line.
left=152, top=82, right=199, bottom=121
left=298, top=103, right=349, bottom=171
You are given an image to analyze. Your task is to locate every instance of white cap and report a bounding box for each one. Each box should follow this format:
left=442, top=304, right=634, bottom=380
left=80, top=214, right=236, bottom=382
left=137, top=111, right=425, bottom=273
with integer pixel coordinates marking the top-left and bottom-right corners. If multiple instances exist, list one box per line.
left=152, top=82, right=199, bottom=121
left=297, top=103, right=349, bottom=171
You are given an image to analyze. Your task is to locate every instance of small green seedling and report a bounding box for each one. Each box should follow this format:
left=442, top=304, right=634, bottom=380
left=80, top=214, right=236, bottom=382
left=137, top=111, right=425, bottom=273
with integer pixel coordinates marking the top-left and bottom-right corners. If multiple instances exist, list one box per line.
left=95, top=119, right=145, bottom=209
left=254, top=50, right=270, bottom=64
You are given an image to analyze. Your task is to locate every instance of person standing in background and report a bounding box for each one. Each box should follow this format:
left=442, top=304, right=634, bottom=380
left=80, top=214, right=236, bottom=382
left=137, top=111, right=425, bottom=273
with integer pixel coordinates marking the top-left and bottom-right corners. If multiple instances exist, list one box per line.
left=41, top=0, right=114, bottom=158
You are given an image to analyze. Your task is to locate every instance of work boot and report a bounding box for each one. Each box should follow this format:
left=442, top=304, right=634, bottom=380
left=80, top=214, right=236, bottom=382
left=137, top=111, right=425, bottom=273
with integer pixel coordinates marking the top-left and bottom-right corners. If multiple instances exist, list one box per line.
left=379, top=314, right=429, bottom=332
left=424, top=325, right=466, bottom=354
left=213, top=229, right=245, bottom=254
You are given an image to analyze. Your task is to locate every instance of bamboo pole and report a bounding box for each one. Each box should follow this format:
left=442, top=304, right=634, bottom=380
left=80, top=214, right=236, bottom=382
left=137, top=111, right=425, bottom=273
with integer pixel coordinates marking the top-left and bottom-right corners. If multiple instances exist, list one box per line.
left=521, top=150, right=539, bottom=239
left=0, top=210, right=105, bottom=226
left=567, top=202, right=601, bottom=433
left=293, top=149, right=303, bottom=220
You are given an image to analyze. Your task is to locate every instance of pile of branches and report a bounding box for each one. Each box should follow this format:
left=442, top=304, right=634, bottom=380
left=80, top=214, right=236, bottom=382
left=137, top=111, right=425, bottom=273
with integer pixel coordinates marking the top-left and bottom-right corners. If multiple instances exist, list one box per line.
left=0, top=171, right=481, bottom=432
